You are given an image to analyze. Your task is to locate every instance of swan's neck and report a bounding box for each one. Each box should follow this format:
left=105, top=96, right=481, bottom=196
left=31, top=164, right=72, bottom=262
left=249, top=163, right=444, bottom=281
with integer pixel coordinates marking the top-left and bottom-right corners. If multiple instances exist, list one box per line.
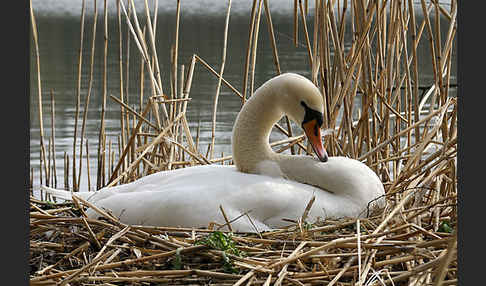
left=231, top=84, right=321, bottom=177
left=232, top=90, right=284, bottom=173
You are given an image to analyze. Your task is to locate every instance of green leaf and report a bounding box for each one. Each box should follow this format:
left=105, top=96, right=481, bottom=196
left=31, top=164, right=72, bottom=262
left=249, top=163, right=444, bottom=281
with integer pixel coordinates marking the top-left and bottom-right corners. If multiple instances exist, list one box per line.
left=438, top=221, right=453, bottom=233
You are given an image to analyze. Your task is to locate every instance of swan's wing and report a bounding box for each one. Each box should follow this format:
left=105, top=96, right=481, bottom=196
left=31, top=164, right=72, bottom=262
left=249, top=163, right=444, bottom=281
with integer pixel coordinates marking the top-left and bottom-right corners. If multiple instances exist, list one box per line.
left=80, top=164, right=373, bottom=232
left=82, top=165, right=324, bottom=231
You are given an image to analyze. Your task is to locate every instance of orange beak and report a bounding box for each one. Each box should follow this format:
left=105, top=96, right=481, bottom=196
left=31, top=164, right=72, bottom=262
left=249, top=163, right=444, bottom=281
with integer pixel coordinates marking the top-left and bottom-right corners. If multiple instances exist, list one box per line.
left=302, top=119, right=328, bottom=162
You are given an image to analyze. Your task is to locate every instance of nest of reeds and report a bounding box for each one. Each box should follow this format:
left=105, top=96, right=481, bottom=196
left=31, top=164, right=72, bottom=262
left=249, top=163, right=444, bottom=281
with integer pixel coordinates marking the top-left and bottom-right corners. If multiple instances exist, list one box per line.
left=30, top=0, right=458, bottom=284
left=30, top=173, right=457, bottom=286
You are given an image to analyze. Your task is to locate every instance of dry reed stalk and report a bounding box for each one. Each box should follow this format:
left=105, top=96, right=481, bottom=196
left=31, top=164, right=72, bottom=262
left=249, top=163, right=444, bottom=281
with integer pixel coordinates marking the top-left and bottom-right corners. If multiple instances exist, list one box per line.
left=219, top=205, right=233, bottom=232
left=96, top=0, right=109, bottom=190
left=433, top=1, right=442, bottom=108
left=298, top=0, right=313, bottom=68
left=108, top=139, right=113, bottom=180
left=388, top=100, right=454, bottom=192
left=431, top=230, right=457, bottom=286
left=262, top=0, right=296, bottom=155
left=151, top=0, right=159, bottom=35
left=408, top=0, right=420, bottom=143
left=176, top=65, right=185, bottom=162
left=293, top=0, right=298, bottom=47
left=30, top=1, right=48, bottom=188
left=262, top=0, right=280, bottom=75
left=194, top=55, right=243, bottom=99
left=139, top=26, right=146, bottom=113
left=332, top=4, right=377, bottom=127
left=63, top=152, right=69, bottom=191
left=318, top=0, right=330, bottom=127
left=249, top=0, right=263, bottom=100
left=165, top=138, right=210, bottom=166
left=101, top=133, right=107, bottom=186
left=326, top=1, right=346, bottom=93
left=311, top=0, right=320, bottom=83
left=327, top=256, right=357, bottom=286
left=182, top=55, right=196, bottom=112
left=124, top=1, right=132, bottom=141
left=77, top=0, right=98, bottom=191
left=109, top=112, right=185, bottom=187
left=168, top=64, right=187, bottom=169
left=116, top=0, right=127, bottom=175
left=420, top=0, right=438, bottom=110
left=109, top=95, right=158, bottom=130
left=172, top=0, right=181, bottom=102
left=144, top=0, right=164, bottom=100
left=58, top=249, right=116, bottom=286
left=209, top=0, right=232, bottom=159
left=242, top=0, right=259, bottom=104
left=107, top=100, right=153, bottom=185
left=121, top=0, right=180, bottom=172
left=142, top=3, right=165, bottom=140
left=30, top=168, right=34, bottom=196
left=72, top=0, right=86, bottom=192
left=154, top=97, right=191, bottom=104
left=49, top=89, right=57, bottom=187
left=47, top=137, right=51, bottom=189
left=120, top=0, right=166, bottom=120
left=85, top=137, right=91, bottom=191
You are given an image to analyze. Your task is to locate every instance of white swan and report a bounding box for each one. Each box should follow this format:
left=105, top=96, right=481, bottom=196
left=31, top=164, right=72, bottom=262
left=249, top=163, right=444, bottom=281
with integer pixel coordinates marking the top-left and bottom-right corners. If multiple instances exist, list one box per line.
left=42, top=73, right=385, bottom=232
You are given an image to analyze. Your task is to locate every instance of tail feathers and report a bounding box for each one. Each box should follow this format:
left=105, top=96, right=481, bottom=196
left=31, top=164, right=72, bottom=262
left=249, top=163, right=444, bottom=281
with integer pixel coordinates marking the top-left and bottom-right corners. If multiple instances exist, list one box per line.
left=41, top=186, right=74, bottom=201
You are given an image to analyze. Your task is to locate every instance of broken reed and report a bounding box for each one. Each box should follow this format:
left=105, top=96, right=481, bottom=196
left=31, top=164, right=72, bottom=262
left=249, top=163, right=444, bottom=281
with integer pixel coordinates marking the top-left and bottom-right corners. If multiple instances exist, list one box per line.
left=31, top=0, right=457, bottom=207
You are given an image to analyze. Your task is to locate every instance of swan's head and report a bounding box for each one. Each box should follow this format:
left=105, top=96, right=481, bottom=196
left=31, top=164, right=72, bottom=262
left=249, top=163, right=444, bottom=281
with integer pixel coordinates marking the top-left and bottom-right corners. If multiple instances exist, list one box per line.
left=277, top=73, right=329, bottom=162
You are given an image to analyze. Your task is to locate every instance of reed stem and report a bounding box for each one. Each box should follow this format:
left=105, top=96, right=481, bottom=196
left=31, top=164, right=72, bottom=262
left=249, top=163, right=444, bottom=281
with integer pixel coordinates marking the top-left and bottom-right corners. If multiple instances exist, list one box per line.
left=249, top=0, right=263, bottom=99
left=209, top=0, right=232, bottom=160
left=96, top=0, right=109, bottom=189
left=73, top=0, right=86, bottom=192
left=242, top=0, right=259, bottom=104
left=30, top=0, right=48, bottom=188
left=50, top=89, right=57, bottom=187
left=78, top=0, right=98, bottom=191
left=117, top=0, right=127, bottom=176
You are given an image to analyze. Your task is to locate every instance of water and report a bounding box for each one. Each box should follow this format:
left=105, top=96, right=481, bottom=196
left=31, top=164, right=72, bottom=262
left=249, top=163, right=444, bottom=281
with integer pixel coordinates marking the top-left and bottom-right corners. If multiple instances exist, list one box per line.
left=30, top=0, right=456, bottom=193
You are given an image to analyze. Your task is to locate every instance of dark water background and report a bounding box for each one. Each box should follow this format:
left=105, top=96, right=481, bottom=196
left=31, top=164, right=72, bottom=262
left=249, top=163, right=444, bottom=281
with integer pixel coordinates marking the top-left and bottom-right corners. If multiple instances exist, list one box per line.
left=30, top=0, right=456, bottom=192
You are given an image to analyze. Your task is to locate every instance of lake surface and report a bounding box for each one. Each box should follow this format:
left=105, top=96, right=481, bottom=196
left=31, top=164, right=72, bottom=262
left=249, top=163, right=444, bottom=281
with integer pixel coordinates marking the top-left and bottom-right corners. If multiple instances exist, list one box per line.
left=30, top=0, right=456, bottom=192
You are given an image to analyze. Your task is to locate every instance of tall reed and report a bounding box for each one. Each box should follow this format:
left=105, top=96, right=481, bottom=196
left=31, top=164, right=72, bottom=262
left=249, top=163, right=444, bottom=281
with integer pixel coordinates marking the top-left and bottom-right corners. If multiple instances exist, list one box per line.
left=209, top=0, right=232, bottom=159
left=30, top=0, right=47, bottom=196
left=77, top=0, right=98, bottom=191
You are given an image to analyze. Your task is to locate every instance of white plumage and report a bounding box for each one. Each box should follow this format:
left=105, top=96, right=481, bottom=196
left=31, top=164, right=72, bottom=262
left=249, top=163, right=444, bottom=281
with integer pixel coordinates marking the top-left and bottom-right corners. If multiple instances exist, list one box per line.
left=42, top=73, right=385, bottom=232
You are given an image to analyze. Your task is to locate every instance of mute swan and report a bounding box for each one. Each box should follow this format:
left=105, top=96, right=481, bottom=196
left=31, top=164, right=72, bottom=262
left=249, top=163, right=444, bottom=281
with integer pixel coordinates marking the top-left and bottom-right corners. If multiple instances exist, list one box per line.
left=42, top=73, right=385, bottom=232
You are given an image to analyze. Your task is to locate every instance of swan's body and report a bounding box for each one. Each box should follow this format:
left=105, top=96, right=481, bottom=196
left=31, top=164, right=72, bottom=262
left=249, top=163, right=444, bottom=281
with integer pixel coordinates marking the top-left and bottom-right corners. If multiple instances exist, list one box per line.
left=42, top=73, right=385, bottom=232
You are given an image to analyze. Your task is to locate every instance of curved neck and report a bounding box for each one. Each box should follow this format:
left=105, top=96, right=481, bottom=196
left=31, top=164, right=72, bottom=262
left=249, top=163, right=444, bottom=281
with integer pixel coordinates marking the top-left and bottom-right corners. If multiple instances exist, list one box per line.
left=232, top=89, right=284, bottom=173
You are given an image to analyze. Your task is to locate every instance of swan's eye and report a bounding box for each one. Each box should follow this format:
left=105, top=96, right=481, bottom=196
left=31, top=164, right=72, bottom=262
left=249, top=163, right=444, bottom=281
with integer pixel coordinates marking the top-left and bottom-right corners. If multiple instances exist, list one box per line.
left=301, top=101, right=323, bottom=127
